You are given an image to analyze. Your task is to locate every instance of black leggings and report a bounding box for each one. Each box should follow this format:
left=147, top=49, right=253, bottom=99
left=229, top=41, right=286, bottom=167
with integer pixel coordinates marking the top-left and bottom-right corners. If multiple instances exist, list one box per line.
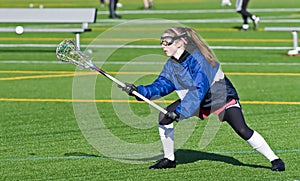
left=159, top=100, right=254, bottom=141
left=221, top=107, right=254, bottom=140
left=237, top=0, right=253, bottom=24
left=109, top=0, right=118, bottom=16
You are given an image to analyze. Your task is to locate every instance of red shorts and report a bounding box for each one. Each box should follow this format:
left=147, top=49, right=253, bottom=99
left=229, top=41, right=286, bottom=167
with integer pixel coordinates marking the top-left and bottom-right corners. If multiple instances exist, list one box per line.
left=199, top=99, right=238, bottom=120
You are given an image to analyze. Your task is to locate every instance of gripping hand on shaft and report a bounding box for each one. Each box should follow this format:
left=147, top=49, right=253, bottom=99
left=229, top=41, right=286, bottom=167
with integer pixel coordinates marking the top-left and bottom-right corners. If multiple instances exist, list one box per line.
left=120, top=82, right=138, bottom=96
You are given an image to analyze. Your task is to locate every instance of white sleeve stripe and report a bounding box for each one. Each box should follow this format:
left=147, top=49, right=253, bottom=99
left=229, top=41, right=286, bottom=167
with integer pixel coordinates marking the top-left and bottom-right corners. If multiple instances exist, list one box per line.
left=211, top=67, right=225, bottom=86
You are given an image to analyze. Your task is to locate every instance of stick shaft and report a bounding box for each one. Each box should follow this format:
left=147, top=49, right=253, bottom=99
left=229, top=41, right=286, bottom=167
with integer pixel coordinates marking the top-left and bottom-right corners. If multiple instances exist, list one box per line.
left=92, top=65, right=168, bottom=114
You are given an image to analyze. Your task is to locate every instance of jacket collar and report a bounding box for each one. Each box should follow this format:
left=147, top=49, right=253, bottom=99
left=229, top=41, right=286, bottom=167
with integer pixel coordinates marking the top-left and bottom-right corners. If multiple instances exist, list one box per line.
left=171, top=50, right=190, bottom=64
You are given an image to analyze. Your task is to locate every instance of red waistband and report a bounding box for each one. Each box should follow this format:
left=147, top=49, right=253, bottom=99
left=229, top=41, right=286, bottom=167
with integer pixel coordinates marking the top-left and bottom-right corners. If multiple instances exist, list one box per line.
left=200, top=99, right=237, bottom=119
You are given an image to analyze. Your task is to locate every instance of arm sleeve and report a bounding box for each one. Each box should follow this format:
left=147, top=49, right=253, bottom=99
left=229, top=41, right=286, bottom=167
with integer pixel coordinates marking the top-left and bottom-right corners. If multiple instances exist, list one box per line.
left=137, top=75, right=175, bottom=100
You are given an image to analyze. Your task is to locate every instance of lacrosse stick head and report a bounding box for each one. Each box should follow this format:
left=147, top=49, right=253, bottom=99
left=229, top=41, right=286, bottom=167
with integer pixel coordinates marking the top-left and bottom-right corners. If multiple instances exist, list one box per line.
left=56, top=39, right=93, bottom=69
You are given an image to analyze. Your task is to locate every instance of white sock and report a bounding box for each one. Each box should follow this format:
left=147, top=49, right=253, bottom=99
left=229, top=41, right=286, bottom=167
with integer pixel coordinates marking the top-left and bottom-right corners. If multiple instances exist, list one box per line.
left=158, top=123, right=175, bottom=161
left=247, top=131, right=279, bottom=162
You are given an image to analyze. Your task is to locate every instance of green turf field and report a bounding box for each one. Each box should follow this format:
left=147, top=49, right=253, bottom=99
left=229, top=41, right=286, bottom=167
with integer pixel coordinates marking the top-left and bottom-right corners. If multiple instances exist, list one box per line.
left=0, top=0, right=300, bottom=180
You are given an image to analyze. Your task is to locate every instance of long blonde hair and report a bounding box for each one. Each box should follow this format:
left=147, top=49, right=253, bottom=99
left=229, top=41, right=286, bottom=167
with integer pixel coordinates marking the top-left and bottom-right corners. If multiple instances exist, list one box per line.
left=164, top=26, right=217, bottom=67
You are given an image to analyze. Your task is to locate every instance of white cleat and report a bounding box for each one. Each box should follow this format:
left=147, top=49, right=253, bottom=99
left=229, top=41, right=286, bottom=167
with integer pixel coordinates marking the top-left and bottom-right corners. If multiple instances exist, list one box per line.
left=241, top=24, right=249, bottom=31
left=252, top=16, right=260, bottom=30
left=221, top=0, right=232, bottom=6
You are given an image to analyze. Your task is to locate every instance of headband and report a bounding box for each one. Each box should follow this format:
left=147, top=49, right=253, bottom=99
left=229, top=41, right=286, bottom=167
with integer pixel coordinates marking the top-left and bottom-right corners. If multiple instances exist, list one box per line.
left=171, top=28, right=188, bottom=44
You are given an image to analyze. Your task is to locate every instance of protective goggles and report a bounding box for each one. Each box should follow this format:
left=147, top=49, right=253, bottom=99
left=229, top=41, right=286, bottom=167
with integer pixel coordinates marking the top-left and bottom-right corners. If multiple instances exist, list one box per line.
left=160, top=33, right=186, bottom=46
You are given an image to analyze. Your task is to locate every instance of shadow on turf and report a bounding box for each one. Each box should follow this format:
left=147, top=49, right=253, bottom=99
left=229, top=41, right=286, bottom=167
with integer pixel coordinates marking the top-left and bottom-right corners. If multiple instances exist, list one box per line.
left=175, top=149, right=270, bottom=170
left=64, top=150, right=270, bottom=170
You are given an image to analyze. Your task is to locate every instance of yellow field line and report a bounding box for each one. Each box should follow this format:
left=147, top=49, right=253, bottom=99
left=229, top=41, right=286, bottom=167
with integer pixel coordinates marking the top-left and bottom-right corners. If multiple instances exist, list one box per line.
left=0, top=70, right=157, bottom=74
left=0, top=71, right=96, bottom=81
left=0, top=98, right=299, bottom=105
left=241, top=101, right=300, bottom=105
left=0, top=70, right=76, bottom=74
left=1, top=71, right=300, bottom=81
left=226, top=72, right=300, bottom=76
left=0, top=73, right=76, bottom=81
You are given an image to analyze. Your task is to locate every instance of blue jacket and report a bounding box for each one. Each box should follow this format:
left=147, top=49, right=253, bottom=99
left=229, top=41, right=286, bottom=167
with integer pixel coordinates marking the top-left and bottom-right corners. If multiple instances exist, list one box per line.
left=137, top=50, right=238, bottom=120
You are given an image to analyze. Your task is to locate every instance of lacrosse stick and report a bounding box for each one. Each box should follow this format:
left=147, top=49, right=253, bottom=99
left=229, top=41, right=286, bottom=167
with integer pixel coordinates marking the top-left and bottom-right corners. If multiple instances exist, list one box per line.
left=56, top=39, right=167, bottom=114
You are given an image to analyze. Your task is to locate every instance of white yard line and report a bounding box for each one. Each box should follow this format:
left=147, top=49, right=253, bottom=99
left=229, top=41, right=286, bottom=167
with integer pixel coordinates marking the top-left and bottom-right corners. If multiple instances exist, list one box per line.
left=96, top=19, right=300, bottom=24
left=95, top=8, right=300, bottom=24
left=97, top=8, right=300, bottom=15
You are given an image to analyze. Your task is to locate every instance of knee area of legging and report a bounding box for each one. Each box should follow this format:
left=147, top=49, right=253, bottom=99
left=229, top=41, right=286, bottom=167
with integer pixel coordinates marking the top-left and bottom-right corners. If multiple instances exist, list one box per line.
left=238, top=128, right=253, bottom=140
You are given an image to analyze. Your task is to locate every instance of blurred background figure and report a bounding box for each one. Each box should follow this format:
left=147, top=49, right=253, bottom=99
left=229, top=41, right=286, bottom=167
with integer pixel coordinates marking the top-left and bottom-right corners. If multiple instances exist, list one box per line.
left=143, top=0, right=154, bottom=10
left=100, top=0, right=122, bottom=18
left=221, top=0, right=232, bottom=6
left=235, top=0, right=260, bottom=30
left=100, top=0, right=108, bottom=7
left=109, top=0, right=121, bottom=18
